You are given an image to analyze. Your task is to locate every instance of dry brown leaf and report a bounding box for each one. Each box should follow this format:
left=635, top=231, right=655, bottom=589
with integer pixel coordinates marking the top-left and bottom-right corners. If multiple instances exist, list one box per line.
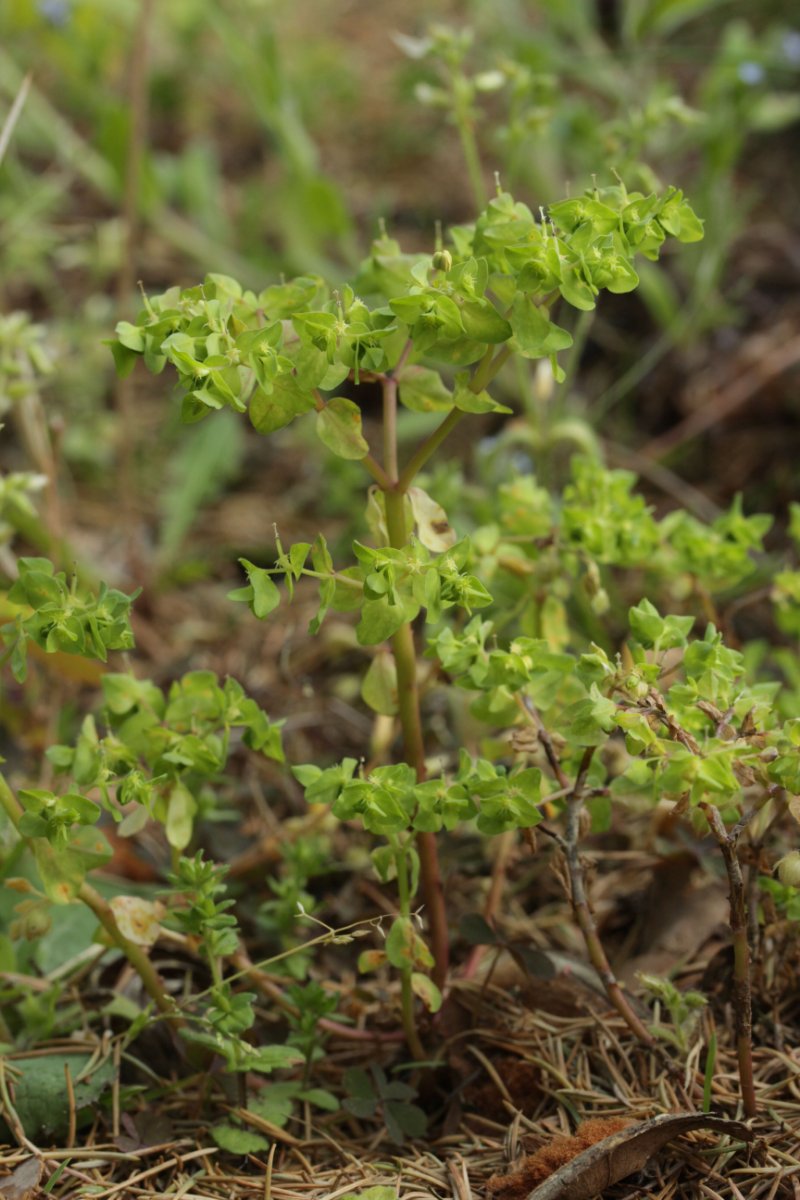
left=522, top=1112, right=752, bottom=1200
left=0, top=1157, right=44, bottom=1200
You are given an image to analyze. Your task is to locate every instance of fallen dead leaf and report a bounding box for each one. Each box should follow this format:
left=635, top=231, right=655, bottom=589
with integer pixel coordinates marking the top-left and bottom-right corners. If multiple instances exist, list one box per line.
left=0, top=1157, right=44, bottom=1200
left=520, top=1112, right=752, bottom=1200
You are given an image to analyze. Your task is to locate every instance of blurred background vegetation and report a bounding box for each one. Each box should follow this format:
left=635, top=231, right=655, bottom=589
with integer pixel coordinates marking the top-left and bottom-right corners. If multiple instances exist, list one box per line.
left=1, top=0, right=798, bottom=585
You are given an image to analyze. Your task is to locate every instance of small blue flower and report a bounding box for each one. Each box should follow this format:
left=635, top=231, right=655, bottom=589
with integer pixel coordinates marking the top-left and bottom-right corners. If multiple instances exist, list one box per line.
left=37, top=0, right=70, bottom=26
left=737, top=61, right=765, bottom=86
left=510, top=451, right=534, bottom=475
left=783, top=31, right=800, bottom=66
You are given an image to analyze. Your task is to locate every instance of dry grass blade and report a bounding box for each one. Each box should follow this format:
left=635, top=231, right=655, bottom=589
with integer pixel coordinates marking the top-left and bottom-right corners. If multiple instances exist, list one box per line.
left=0, top=69, right=30, bottom=167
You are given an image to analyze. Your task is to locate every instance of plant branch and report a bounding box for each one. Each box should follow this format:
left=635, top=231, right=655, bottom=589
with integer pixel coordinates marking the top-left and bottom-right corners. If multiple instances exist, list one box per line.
left=449, top=69, right=487, bottom=210
left=556, top=747, right=657, bottom=1048
left=79, top=882, right=176, bottom=1018
left=700, top=802, right=757, bottom=1118
left=396, top=343, right=512, bottom=489
left=383, top=409, right=449, bottom=991
left=382, top=371, right=399, bottom=481
left=394, top=839, right=426, bottom=1060
left=384, top=502, right=449, bottom=988
left=462, top=828, right=516, bottom=980
left=515, top=692, right=570, bottom=790
left=0, top=772, right=176, bottom=1020
left=397, top=408, right=464, bottom=491
left=230, top=947, right=404, bottom=1043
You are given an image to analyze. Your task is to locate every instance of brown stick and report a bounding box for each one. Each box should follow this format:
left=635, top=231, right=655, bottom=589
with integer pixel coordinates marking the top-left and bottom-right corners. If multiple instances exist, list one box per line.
left=562, top=748, right=656, bottom=1047
left=700, top=802, right=757, bottom=1117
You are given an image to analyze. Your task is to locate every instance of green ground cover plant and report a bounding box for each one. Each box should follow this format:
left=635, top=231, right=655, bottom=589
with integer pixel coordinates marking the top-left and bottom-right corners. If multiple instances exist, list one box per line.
left=1, top=166, right=798, bottom=1152
left=2, top=7, right=800, bottom=1186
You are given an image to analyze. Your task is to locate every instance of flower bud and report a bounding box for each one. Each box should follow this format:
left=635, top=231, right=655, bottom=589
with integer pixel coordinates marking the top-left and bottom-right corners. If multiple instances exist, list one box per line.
left=431, top=249, right=453, bottom=272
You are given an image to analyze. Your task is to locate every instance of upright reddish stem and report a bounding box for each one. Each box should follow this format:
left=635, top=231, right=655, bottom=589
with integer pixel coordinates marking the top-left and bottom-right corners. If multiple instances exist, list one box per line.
left=382, top=370, right=449, bottom=988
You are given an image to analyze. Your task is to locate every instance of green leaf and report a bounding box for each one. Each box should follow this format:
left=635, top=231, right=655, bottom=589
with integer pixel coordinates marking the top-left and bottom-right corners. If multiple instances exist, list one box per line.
left=384, top=1099, right=427, bottom=1142
left=299, top=1087, right=340, bottom=1112
left=247, top=1044, right=305, bottom=1073
left=361, top=652, right=398, bottom=716
left=459, top=300, right=512, bottom=343
left=459, top=913, right=500, bottom=945
left=0, top=1053, right=114, bottom=1142
left=510, top=295, right=573, bottom=358
left=316, top=397, right=370, bottom=460
left=108, top=339, right=139, bottom=378
left=37, top=828, right=109, bottom=893
left=229, top=559, right=281, bottom=619
left=211, top=1123, right=269, bottom=1154
left=340, top=1188, right=397, bottom=1200
left=385, top=917, right=432, bottom=970
left=385, top=916, right=416, bottom=969
left=357, top=596, right=417, bottom=646
left=629, top=599, right=694, bottom=650
left=165, top=782, right=197, bottom=851
left=342, top=1067, right=377, bottom=1118
left=453, top=374, right=512, bottom=415
left=115, top=320, right=146, bottom=352
left=397, top=365, right=453, bottom=412
left=249, top=374, right=316, bottom=435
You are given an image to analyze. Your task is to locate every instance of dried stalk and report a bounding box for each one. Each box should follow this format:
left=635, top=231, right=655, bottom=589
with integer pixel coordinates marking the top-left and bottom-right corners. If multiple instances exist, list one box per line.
left=700, top=802, right=757, bottom=1118
left=561, top=748, right=656, bottom=1048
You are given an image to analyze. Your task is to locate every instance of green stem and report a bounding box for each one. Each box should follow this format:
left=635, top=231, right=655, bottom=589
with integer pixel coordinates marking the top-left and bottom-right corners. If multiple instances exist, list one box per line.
left=0, top=773, right=176, bottom=1020
left=397, top=409, right=464, bottom=492
left=397, top=344, right=511, bottom=490
left=79, top=882, right=177, bottom=1018
left=383, top=488, right=449, bottom=990
left=380, top=366, right=450, bottom=991
left=362, top=453, right=394, bottom=491
left=379, top=343, right=515, bottom=984
left=383, top=373, right=399, bottom=482
left=451, top=74, right=487, bottom=210
left=393, top=838, right=425, bottom=1061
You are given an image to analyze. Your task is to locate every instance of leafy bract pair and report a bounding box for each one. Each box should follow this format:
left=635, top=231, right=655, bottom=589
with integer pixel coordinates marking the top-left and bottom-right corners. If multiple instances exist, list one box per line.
left=112, top=181, right=702, bottom=445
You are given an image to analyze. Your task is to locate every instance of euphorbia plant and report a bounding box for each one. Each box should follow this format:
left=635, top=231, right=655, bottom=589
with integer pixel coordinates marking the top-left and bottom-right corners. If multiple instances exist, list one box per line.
left=110, top=179, right=707, bottom=1054
left=1, top=177, right=796, bottom=1124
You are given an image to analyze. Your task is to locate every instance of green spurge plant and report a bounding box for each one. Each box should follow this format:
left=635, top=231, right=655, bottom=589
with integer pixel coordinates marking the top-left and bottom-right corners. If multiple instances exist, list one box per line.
left=109, top=179, right=715, bottom=1059
left=110, top=178, right=800, bottom=1120
left=2, top=174, right=797, bottom=1132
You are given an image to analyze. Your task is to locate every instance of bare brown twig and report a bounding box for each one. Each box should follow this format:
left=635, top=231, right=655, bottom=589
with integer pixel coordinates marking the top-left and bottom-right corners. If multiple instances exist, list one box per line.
left=700, top=802, right=757, bottom=1118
